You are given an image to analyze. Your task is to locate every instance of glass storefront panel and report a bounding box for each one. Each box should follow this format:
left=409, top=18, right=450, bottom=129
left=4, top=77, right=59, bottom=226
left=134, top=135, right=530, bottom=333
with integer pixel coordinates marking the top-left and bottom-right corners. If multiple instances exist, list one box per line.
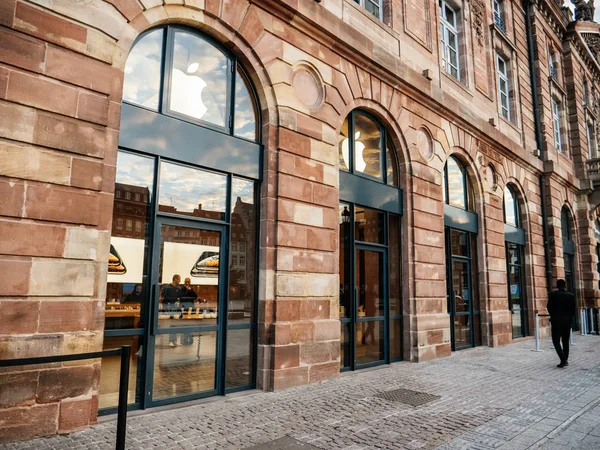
left=453, top=314, right=471, bottom=348
left=225, top=328, right=253, bottom=388
left=106, top=152, right=154, bottom=329
left=122, top=28, right=163, bottom=110
left=152, top=331, right=217, bottom=399
left=446, top=158, right=466, bottom=209
left=354, top=206, right=385, bottom=244
left=158, top=161, right=227, bottom=220
left=450, top=229, right=468, bottom=257
left=157, top=225, right=221, bottom=330
left=356, top=320, right=384, bottom=365
left=339, top=204, right=352, bottom=318
left=229, top=178, right=256, bottom=325
left=451, top=260, right=470, bottom=313
left=356, top=249, right=384, bottom=318
left=169, top=30, right=229, bottom=128
left=354, top=114, right=382, bottom=180
left=99, top=335, right=142, bottom=409
left=234, top=69, right=257, bottom=141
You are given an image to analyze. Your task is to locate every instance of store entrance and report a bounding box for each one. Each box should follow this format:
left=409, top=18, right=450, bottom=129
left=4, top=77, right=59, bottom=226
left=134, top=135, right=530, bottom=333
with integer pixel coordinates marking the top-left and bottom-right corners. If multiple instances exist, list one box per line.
left=149, top=219, right=225, bottom=403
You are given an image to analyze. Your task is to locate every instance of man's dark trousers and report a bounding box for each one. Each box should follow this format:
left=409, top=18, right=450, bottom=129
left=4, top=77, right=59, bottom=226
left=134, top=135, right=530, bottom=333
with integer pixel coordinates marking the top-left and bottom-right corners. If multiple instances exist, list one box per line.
left=551, top=323, right=571, bottom=364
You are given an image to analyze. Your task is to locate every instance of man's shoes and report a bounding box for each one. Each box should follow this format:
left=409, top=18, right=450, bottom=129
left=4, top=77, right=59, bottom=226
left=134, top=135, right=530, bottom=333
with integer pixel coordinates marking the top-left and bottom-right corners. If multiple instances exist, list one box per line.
left=563, top=361, right=569, bottom=367
left=557, top=362, right=567, bottom=368
left=169, top=342, right=176, bottom=348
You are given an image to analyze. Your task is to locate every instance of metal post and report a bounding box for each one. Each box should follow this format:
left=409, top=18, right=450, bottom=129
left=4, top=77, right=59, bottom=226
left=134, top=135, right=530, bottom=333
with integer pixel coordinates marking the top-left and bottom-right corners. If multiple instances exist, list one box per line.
left=116, top=345, right=131, bottom=450
left=570, top=328, right=574, bottom=345
left=533, top=313, right=542, bottom=352
left=580, top=310, right=586, bottom=336
left=591, top=308, right=596, bottom=334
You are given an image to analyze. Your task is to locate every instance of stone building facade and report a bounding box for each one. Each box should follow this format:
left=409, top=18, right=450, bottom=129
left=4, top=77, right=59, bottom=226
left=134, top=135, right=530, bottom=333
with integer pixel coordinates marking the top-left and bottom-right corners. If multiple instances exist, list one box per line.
left=1, top=0, right=600, bottom=443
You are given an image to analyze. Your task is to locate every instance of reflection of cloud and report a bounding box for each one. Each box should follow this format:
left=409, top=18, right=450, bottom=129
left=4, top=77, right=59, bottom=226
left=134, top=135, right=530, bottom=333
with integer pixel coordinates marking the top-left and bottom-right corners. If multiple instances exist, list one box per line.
left=232, top=178, right=254, bottom=204
left=446, top=159, right=466, bottom=208
left=123, top=29, right=163, bottom=110
left=116, top=152, right=155, bottom=188
left=159, top=162, right=227, bottom=213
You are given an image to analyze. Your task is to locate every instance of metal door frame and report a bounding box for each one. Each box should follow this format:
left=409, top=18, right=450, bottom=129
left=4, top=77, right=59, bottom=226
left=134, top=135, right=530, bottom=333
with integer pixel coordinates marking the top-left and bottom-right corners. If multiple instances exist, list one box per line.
left=144, top=216, right=229, bottom=407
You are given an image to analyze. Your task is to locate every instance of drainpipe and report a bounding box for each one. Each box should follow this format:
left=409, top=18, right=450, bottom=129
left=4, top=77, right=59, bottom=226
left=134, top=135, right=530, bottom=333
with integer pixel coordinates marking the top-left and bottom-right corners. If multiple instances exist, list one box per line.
left=524, top=0, right=553, bottom=293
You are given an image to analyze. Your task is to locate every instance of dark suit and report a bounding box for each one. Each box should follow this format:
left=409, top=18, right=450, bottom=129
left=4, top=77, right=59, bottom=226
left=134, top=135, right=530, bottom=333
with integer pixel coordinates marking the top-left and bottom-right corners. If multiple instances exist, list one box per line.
left=547, top=289, right=576, bottom=364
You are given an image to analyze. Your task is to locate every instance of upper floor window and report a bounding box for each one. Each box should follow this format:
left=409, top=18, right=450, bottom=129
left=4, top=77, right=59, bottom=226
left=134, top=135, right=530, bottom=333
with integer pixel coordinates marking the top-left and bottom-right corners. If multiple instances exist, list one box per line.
left=354, top=0, right=382, bottom=20
left=561, top=206, right=572, bottom=241
left=503, top=185, right=518, bottom=227
left=443, top=156, right=473, bottom=211
left=439, top=0, right=460, bottom=80
left=497, top=55, right=510, bottom=121
left=493, top=0, right=506, bottom=33
left=588, top=121, right=597, bottom=158
left=339, top=110, right=399, bottom=186
left=584, top=79, right=590, bottom=106
left=123, top=27, right=259, bottom=142
left=548, top=47, right=558, bottom=80
left=552, top=98, right=563, bottom=153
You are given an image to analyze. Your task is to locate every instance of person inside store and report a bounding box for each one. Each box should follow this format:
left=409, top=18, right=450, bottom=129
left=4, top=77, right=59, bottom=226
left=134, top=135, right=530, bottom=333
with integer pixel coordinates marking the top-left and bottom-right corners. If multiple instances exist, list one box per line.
left=180, top=277, right=198, bottom=311
left=124, top=284, right=143, bottom=303
left=547, top=279, right=576, bottom=368
left=161, top=274, right=181, bottom=347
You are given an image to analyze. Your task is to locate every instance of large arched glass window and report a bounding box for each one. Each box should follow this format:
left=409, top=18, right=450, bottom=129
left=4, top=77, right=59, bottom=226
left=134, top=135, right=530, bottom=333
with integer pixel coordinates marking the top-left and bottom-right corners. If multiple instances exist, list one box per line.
left=339, top=111, right=398, bottom=186
left=123, top=27, right=258, bottom=141
left=503, top=185, right=518, bottom=227
left=443, top=156, right=473, bottom=210
left=561, top=206, right=575, bottom=296
left=338, top=110, right=402, bottom=371
left=503, top=184, right=527, bottom=338
left=443, top=155, right=481, bottom=350
left=101, top=26, right=261, bottom=414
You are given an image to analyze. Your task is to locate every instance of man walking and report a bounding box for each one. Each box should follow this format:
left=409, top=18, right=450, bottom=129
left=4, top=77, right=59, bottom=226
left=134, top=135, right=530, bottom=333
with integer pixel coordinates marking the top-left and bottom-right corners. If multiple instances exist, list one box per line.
left=547, top=279, right=576, bottom=368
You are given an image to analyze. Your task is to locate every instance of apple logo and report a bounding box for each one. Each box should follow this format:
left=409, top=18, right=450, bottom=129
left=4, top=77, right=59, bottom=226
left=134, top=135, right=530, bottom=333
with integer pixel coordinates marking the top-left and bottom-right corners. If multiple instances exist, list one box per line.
left=341, top=132, right=367, bottom=172
left=170, top=62, right=208, bottom=120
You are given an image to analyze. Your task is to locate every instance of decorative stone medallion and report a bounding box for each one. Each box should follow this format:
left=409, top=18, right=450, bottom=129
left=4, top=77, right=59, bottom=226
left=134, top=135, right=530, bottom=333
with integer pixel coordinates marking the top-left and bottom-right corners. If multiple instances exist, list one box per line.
left=292, top=63, right=324, bottom=110
left=416, top=128, right=434, bottom=161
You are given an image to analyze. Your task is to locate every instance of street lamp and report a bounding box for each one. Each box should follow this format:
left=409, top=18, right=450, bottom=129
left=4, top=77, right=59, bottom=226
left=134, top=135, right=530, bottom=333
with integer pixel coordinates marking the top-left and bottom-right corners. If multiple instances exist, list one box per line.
left=342, top=206, right=350, bottom=224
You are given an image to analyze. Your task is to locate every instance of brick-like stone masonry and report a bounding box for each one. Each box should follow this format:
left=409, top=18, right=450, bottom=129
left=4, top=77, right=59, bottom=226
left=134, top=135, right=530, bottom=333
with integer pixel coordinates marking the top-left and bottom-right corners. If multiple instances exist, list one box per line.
left=4, top=336, right=600, bottom=450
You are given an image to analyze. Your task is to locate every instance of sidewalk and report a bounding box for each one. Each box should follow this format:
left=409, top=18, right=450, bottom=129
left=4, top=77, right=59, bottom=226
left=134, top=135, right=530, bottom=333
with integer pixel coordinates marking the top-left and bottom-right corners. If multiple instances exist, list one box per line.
left=3, top=335, right=600, bottom=450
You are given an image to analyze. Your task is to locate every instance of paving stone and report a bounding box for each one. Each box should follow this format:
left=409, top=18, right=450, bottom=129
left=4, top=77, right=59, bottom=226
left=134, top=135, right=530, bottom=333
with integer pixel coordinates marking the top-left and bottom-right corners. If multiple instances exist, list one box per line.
left=2, top=337, right=600, bottom=450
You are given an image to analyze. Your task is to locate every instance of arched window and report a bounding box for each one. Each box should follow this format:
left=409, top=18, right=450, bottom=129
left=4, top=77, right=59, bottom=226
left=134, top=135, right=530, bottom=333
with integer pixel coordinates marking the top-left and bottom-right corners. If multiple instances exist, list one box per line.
left=123, top=27, right=258, bottom=141
left=503, top=185, right=518, bottom=227
left=101, top=26, right=261, bottom=413
left=443, top=156, right=473, bottom=210
left=338, top=110, right=402, bottom=371
left=339, top=111, right=398, bottom=186
left=561, top=206, right=575, bottom=296
left=443, top=155, right=481, bottom=350
left=503, top=184, right=527, bottom=338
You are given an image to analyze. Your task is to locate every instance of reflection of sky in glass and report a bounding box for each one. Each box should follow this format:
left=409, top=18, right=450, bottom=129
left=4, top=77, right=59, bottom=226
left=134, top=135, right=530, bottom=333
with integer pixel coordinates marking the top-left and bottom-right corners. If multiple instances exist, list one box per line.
left=159, top=162, right=227, bottom=215
left=234, top=70, right=256, bottom=141
left=446, top=157, right=466, bottom=209
left=116, top=152, right=155, bottom=194
left=170, top=30, right=228, bottom=127
left=231, top=178, right=254, bottom=208
left=123, top=29, right=163, bottom=110
left=504, top=186, right=517, bottom=226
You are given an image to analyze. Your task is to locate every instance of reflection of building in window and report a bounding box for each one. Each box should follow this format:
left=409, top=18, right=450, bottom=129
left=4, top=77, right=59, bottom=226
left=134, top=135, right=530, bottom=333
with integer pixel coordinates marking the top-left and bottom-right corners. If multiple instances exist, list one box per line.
left=209, top=238, right=216, bottom=246
left=126, top=219, right=133, bottom=231
left=232, top=256, right=238, bottom=265
left=232, top=242, right=238, bottom=251
left=115, top=190, right=122, bottom=198
left=201, top=238, right=207, bottom=245
left=125, top=191, right=131, bottom=200
left=239, top=243, right=245, bottom=251
left=112, top=182, right=151, bottom=239
left=116, top=218, right=123, bottom=230
left=135, top=221, right=142, bottom=233
left=134, top=193, right=141, bottom=201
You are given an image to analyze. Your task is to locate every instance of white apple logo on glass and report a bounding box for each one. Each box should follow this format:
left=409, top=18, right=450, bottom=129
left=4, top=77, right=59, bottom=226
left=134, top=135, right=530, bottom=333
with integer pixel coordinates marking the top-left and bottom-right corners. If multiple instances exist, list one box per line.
left=341, top=132, right=367, bottom=172
left=170, top=62, right=208, bottom=120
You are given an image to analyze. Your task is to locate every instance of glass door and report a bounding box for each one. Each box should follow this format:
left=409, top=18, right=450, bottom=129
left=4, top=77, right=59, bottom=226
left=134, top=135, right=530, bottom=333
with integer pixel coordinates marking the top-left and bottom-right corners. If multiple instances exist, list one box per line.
left=355, top=247, right=386, bottom=367
left=506, top=243, right=526, bottom=338
left=148, top=218, right=226, bottom=405
left=445, top=228, right=481, bottom=350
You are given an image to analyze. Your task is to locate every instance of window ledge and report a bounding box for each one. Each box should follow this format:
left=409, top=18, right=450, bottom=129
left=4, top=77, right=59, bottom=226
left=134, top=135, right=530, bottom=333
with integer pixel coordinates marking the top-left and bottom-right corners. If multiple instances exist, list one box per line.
left=498, top=114, right=521, bottom=133
left=549, top=76, right=566, bottom=97
left=441, top=70, right=472, bottom=97
left=490, top=24, right=516, bottom=53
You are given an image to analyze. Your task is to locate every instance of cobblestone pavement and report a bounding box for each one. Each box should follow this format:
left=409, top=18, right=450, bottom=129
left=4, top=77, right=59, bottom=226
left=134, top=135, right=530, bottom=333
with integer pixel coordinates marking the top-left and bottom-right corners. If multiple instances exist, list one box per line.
left=3, top=335, right=600, bottom=450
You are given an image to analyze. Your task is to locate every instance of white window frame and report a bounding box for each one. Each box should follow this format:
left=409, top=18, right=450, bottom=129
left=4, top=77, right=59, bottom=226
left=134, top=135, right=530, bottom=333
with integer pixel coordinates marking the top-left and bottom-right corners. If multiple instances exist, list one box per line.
left=493, top=0, right=501, bottom=17
left=353, top=0, right=383, bottom=20
left=497, top=55, right=510, bottom=121
left=552, top=98, right=563, bottom=152
left=439, top=0, right=460, bottom=80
